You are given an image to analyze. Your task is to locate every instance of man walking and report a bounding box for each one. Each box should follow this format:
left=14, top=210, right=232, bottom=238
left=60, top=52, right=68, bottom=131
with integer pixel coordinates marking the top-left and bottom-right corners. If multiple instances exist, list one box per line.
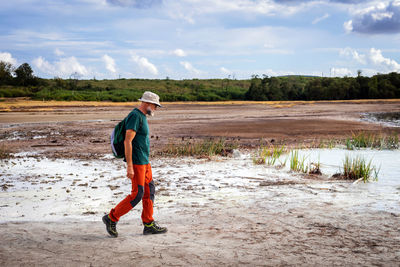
left=103, top=91, right=167, bottom=237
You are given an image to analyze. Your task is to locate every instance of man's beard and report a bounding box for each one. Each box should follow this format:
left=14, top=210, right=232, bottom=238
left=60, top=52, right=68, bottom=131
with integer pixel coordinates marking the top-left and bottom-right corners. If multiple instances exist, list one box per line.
left=146, top=107, right=154, bottom=116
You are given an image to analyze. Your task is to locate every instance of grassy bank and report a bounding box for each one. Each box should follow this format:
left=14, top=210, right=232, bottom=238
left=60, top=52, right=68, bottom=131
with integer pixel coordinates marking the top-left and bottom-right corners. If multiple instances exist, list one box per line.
left=1, top=78, right=251, bottom=102
left=2, top=71, right=400, bottom=102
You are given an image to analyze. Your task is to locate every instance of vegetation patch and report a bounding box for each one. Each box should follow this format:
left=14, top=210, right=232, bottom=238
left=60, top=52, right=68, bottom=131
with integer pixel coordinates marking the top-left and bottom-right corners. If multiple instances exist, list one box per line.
left=0, top=145, right=12, bottom=160
left=334, top=154, right=379, bottom=183
left=345, top=132, right=399, bottom=150
left=158, top=139, right=238, bottom=157
left=252, top=144, right=288, bottom=166
left=2, top=61, right=400, bottom=102
left=289, top=150, right=308, bottom=173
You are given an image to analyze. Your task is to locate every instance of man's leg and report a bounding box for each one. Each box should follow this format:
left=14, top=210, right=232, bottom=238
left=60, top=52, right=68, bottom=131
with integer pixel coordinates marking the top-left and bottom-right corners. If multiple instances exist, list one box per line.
left=142, top=164, right=167, bottom=235
left=109, top=164, right=146, bottom=221
left=103, top=164, right=146, bottom=237
left=141, top=164, right=154, bottom=224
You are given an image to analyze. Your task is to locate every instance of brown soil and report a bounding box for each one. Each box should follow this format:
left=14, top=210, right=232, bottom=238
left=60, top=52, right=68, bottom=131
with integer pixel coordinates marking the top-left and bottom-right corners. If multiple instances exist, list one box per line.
left=1, top=100, right=400, bottom=158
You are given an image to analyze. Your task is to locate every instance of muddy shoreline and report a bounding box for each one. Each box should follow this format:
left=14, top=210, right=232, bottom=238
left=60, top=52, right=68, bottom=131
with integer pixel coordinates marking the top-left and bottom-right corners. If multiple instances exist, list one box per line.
left=1, top=100, right=400, bottom=266
left=1, top=100, right=400, bottom=159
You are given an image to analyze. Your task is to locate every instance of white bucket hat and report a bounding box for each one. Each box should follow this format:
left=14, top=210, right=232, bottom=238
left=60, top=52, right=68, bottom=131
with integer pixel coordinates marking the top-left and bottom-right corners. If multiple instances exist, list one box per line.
left=138, top=91, right=162, bottom=107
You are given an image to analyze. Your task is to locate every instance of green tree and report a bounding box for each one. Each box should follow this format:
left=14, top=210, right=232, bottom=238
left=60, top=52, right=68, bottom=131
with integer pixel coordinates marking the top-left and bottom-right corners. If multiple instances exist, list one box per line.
left=356, top=71, right=370, bottom=99
left=245, top=77, right=267, bottom=100
left=0, top=61, right=14, bottom=85
left=305, top=79, right=325, bottom=100
left=368, top=76, right=379, bottom=99
left=14, top=63, right=36, bottom=86
left=378, top=78, right=396, bottom=98
left=268, top=77, right=283, bottom=100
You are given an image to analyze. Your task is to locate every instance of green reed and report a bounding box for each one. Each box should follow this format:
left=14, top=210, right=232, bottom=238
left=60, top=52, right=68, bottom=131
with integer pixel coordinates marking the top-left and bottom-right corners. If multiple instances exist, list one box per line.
left=252, top=144, right=288, bottom=166
left=346, top=132, right=399, bottom=150
left=289, top=150, right=308, bottom=173
left=161, top=138, right=238, bottom=157
left=341, top=154, right=379, bottom=182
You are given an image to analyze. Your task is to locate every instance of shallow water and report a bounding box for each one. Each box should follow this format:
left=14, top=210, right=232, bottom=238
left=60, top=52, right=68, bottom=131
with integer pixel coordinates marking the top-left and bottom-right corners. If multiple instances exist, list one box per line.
left=0, top=149, right=399, bottom=222
left=361, top=112, right=400, bottom=127
left=295, top=148, right=400, bottom=212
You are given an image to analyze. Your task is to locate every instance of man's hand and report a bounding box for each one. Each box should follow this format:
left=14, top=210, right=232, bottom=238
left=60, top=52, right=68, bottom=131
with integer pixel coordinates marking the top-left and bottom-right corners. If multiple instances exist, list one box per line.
left=124, top=129, right=136, bottom=179
left=127, top=164, right=134, bottom=179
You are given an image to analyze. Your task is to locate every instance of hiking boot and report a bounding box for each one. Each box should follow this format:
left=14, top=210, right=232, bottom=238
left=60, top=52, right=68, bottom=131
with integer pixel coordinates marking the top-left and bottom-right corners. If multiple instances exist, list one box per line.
left=102, top=214, right=118, bottom=238
left=143, top=221, right=167, bottom=235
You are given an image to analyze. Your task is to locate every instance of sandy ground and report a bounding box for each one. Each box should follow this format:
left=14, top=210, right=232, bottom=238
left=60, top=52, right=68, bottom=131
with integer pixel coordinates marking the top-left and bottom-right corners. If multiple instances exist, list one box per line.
left=1, top=99, right=400, bottom=266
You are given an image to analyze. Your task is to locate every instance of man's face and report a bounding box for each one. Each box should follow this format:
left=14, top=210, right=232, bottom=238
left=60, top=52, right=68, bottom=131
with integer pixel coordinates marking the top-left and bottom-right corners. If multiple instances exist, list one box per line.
left=146, top=103, right=157, bottom=116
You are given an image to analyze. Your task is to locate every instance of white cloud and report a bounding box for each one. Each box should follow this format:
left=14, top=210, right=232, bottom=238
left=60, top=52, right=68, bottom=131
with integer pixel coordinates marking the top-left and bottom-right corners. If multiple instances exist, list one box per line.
left=312, top=13, right=330, bottom=24
left=54, top=48, right=65, bottom=56
left=339, top=47, right=400, bottom=74
left=180, top=61, right=200, bottom=74
left=369, top=47, right=400, bottom=71
left=331, top=67, right=353, bottom=77
left=130, top=53, right=158, bottom=75
left=371, top=11, right=394, bottom=21
left=165, top=0, right=317, bottom=24
left=32, top=56, right=89, bottom=78
left=220, top=67, right=232, bottom=75
left=106, top=0, right=161, bottom=8
left=32, top=57, right=53, bottom=74
left=102, top=54, right=117, bottom=73
left=172, top=48, right=186, bottom=57
left=340, top=47, right=366, bottom=64
left=343, top=20, right=353, bottom=33
left=0, top=52, right=17, bottom=65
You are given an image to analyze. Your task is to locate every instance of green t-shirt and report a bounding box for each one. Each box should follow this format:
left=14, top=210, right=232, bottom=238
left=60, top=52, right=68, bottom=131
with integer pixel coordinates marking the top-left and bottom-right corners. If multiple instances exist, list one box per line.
left=125, top=108, right=150, bottom=165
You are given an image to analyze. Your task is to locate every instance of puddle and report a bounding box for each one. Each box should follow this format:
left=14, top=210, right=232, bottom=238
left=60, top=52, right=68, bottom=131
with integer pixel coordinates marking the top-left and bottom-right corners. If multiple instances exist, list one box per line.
left=361, top=112, right=400, bottom=127
left=288, top=148, right=400, bottom=213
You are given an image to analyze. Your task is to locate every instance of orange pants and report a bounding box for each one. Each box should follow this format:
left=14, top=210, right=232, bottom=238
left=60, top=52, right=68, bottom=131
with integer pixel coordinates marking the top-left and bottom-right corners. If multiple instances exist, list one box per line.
left=109, top=164, right=154, bottom=223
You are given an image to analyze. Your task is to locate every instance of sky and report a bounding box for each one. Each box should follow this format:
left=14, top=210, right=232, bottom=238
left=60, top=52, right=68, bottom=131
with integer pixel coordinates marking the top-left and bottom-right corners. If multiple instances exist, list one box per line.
left=1, top=0, right=400, bottom=80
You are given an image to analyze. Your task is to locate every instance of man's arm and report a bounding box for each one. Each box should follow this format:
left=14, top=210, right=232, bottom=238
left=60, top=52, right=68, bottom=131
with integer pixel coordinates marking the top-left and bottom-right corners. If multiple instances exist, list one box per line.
left=124, top=129, right=136, bottom=179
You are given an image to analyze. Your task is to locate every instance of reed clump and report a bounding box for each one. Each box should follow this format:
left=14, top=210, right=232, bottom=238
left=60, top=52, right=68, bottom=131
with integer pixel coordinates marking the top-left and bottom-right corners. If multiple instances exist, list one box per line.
left=317, top=139, right=338, bottom=149
left=345, top=132, right=399, bottom=150
left=252, top=144, right=288, bottom=166
left=160, top=139, right=238, bottom=157
left=340, top=154, right=379, bottom=182
left=289, top=150, right=308, bottom=173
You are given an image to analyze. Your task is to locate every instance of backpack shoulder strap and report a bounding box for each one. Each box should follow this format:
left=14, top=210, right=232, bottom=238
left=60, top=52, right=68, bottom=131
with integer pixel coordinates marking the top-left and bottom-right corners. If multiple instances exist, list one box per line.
left=125, top=109, right=143, bottom=133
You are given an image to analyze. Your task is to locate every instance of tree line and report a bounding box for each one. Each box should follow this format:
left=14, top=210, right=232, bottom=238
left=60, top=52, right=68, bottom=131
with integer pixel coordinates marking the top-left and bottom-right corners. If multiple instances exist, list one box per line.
left=1, top=61, right=400, bottom=101
left=0, top=61, right=39, bottom=87
left=245, top=71, right=400, bottom=101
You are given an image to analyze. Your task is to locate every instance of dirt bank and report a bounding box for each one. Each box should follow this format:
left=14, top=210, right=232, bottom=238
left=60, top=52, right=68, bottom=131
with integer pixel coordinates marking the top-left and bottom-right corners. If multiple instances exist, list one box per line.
left=1, top=99, right=400, bottom=158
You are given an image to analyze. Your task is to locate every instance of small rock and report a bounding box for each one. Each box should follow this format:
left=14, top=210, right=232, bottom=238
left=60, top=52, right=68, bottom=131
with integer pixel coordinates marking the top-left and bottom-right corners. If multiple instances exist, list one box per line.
left=108, top=185, right=120, bottom=190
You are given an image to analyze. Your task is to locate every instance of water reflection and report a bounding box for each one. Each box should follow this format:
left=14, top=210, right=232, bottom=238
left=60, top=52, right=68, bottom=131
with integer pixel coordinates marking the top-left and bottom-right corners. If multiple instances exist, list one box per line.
left=362, top=112, right=400, bottom=127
